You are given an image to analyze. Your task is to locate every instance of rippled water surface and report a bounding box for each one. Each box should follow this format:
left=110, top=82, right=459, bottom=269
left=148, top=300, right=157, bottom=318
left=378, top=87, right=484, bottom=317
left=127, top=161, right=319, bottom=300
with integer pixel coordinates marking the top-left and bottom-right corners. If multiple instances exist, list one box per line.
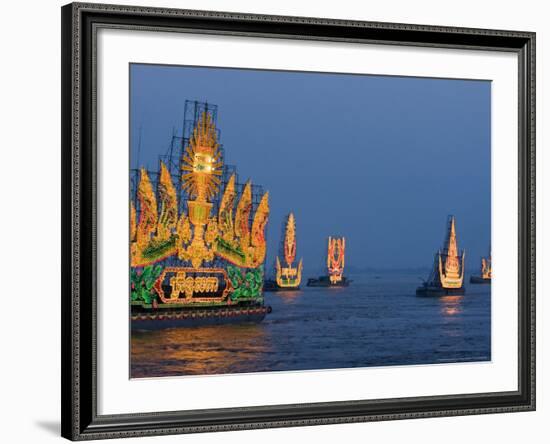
left=131, top=271, right=491, bottom=378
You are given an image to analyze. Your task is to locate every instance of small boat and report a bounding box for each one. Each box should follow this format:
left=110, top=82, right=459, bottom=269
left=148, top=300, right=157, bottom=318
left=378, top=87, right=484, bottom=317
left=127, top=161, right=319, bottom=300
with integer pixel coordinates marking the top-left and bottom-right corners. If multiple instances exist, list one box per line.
left=307, top=236, right=352, bottom=288
left=307, top=275, right=351, bottom=287
left=470, top=252, right=491, bottom=284
left=417, top=216, right=466, bottom=296
left=264, top=213, right=303, bottom=292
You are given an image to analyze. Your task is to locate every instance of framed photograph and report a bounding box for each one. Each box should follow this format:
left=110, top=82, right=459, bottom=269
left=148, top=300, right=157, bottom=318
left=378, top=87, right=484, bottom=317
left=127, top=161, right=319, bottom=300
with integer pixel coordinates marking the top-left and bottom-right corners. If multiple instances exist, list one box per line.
left=61, top=2, right=535, bottom=440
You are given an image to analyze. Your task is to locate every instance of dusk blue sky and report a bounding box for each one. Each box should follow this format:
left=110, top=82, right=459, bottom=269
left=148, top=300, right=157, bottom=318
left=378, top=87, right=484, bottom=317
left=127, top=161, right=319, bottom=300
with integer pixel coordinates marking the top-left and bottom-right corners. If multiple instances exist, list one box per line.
left=130, top=64, right=491, bottom=272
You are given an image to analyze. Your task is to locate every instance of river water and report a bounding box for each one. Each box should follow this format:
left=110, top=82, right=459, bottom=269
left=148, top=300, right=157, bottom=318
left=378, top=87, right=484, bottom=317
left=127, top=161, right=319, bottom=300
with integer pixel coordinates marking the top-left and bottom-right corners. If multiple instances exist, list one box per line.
left=131, top=271, right=491, bottom=378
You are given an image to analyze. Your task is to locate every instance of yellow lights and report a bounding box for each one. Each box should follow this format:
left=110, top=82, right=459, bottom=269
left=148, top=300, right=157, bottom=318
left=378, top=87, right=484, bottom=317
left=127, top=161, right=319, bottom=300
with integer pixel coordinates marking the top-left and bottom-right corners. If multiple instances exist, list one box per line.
left=249, top=192, right=270, bottom=263
left=175, top=112, right=222, bottom=268
left=275, top=213, right=302, bottom=288
left=444, top=217, right=460, bottom=274
left=130, top=201, right=137, bottom=242
left=234, top=182, right=253, bottom=250
left=438, top=216, right=465, bottom=289
left=181, top=112, right=222, bottom=201
left=136, top=168, right=158, bottom=249
left=481, top=256, right=492, bottom=279
left=170, top=271, right=219, bottom=299
left=154, top=267, right=231, bottom=304
left=276, top=257, right=303, bottom=288
left=214, top=174, right=270, bottom=269
left=192, top=154, right=214, bottom=173
left=284, top=213, right=296, bottom=265
left=218, top=174, right=236, bottom=243
left=130, top=114, right=269, bottom=270
left=156, top=163, right=178, bottom=242
left=327, top=236, right=345, bottom=284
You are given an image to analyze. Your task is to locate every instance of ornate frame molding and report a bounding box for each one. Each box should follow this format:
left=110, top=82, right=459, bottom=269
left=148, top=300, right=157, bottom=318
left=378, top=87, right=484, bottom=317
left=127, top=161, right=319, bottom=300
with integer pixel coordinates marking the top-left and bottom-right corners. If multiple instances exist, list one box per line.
left=61, top=2, right=535, bottom=440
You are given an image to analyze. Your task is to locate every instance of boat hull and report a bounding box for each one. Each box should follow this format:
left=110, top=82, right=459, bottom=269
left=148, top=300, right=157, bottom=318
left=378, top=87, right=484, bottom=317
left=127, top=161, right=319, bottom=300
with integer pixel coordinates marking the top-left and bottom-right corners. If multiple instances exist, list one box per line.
left=264, top=286, right=301, bottom=292
left=132, top=305, right=271, bottom=330
left=416, top=286, right=465, bottom=297
left=470, top=276, right=491, bottom=284
left=263, top=280, right=301, bottom=292
left=306, top=277, right=351, bottom=287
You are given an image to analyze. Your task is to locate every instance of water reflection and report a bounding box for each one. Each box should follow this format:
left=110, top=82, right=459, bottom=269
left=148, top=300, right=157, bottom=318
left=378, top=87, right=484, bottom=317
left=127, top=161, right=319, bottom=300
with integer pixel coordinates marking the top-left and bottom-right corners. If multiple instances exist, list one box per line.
left=274, top=290, right=303, bottom=303
left=131, top=273, right=490, bottom=378
left=440, top=295, right=464, bottom=317
left=131, top=323, right=271, bottom=378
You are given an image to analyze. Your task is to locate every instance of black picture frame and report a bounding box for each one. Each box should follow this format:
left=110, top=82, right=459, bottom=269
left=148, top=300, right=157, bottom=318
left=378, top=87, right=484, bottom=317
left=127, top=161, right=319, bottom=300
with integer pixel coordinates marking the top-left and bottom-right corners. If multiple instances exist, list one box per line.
left=61, top=2, right=536, bottom=440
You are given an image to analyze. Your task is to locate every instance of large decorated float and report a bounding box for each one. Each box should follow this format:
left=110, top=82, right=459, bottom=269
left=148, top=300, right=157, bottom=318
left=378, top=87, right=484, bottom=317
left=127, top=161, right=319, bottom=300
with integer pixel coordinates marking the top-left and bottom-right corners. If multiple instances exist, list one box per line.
left=130, top=103, right=271, bottom=329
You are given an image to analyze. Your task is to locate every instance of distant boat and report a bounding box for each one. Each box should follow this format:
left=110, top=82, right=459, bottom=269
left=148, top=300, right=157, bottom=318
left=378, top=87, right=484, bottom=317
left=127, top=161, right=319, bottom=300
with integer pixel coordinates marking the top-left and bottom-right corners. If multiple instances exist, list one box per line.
left=470, top=251, right=491, bottom=284
left=417, top=216, right=466, bottom=296
left=307, top=236, right=352, bottom=287
left=307, top=275, right=352, bottom=287
left=264, top=213, right=303, bottom=292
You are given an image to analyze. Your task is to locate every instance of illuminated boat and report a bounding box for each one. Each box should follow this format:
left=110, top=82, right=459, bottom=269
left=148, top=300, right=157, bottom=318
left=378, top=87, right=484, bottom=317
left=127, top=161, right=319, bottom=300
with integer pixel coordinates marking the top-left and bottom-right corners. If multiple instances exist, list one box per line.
left=307, top=236, right=351, bottom=287
left=130, top=102, right=271, bottom=329
left=416, top=216, right=466, bottom=296
left=470, top=251, right=491, bottom=284
left=264, top=213, right=303, bottom=292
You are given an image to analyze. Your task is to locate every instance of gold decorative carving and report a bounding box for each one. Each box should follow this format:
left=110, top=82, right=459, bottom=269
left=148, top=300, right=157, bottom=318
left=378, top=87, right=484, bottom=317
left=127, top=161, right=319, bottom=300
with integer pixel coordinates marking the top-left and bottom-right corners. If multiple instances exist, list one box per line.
left=275, top=213, right=302, bottom=287
left=154, top=267, right=231, bottom=304
left=438, top=217, right=465, bottom=289
left=327, top=237, right=345, bottom=284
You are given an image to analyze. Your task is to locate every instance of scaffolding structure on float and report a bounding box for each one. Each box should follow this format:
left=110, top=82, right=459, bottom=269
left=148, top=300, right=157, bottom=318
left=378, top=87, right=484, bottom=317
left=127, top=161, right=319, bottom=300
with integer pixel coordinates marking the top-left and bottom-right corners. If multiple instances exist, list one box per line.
left=130, top=100, right=265, bottom=268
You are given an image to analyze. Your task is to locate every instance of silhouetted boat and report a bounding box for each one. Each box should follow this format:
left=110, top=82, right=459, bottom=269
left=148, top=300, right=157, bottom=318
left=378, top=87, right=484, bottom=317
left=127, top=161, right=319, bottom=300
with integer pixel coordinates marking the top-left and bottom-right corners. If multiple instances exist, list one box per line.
left=417, top=216, right=466, bottom=296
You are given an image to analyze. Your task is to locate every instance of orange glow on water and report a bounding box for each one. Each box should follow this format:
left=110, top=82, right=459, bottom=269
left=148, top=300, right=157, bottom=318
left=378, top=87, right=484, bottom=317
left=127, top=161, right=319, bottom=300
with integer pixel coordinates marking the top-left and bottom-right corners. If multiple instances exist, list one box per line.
left=440, top=295, right=464, bottom=317
left=131, top=324, right=271, bottom=377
